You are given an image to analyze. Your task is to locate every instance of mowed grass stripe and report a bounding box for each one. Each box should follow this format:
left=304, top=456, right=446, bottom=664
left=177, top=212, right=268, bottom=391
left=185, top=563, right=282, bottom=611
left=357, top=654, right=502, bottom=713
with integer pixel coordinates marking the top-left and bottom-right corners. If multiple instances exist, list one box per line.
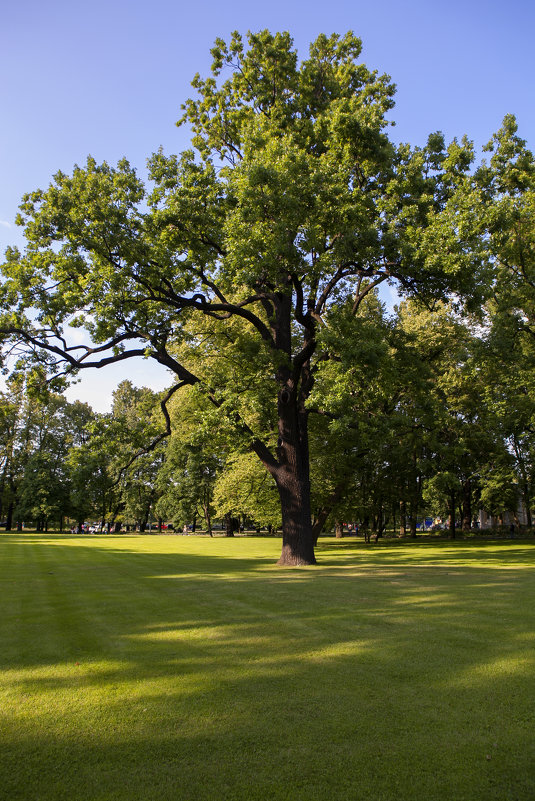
left=0, top=534, right=534, bottom=800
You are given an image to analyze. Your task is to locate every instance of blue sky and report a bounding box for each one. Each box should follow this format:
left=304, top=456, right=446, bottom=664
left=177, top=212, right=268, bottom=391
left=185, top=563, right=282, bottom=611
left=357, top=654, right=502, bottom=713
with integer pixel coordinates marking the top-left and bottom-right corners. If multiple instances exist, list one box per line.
left=1, top=0, right=534, bottom=410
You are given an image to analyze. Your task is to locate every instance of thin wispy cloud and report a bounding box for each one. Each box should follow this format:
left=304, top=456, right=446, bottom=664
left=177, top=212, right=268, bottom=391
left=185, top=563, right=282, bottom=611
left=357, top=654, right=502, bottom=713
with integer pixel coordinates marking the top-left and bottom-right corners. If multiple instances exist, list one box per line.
left=0, top=220, right=12, bottom=228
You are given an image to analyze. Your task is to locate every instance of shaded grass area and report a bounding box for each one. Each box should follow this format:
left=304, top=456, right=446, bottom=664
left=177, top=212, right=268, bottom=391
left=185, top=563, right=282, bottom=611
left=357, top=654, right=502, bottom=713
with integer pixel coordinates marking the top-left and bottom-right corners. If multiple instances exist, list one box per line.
left=1, top=535, right=534, bottom=800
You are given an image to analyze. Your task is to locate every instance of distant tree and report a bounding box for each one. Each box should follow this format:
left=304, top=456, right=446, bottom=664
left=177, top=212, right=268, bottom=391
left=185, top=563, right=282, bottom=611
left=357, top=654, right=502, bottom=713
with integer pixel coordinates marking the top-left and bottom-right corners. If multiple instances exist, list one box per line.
left=109, top=381, right=166, bottom=531
left=0, top=382, right=95, bottom=530
left=212, top=452, right=281, bottom=533
left=0, top=378, right=27, bottom=529
left=66, top=426, right=114, bottom=530
left=475, top=120, right=535, bottom=525
left=477, top=115, right=535, bottom=336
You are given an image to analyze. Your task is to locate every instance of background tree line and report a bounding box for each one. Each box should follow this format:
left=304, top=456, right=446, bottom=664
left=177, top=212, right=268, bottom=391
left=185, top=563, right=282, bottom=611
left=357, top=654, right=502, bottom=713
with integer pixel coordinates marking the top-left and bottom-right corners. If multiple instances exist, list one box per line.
left=2, top=283, right=534, bottom=537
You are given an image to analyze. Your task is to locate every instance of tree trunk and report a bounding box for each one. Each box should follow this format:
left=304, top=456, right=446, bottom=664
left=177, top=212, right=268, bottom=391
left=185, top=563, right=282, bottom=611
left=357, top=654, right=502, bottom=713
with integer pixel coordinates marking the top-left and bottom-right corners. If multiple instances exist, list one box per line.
left=203, top=504, right=213, bottom=536
left=272, top=411, right=316, bottom=565
left=276, top=474, right=316, bottom=564
left=524, top=490, right=532, bottom=528
left=273, top=422, right=316, bottom=565
left=312, top=516, right=325, bottom=546
left=6, top=500, right=13, bottom=532
left=274, top=366, right=316, bottom=565
left=224, top=513, right=234, bottom=537
left=335, top=520, right=343, bottom=539
left=449, top=490, right=456, bottom=539
left=462, top=478, right=472, bottom=531
left=399, top=499, right=406, bottom=537
left=512, top=437, right=532, bottom=528
left=311, top=481, right=351, bottom=545
left=250, top=283, right=317, bottom=566
left=409, top=491, right=418, bottom=537
left=408, top=454, right=420, bottom=538
left=377, top=503, right=383, bottom=539
left=520, top=481, right=532, bottom=527
left=141, top=505, right=150, bottom=531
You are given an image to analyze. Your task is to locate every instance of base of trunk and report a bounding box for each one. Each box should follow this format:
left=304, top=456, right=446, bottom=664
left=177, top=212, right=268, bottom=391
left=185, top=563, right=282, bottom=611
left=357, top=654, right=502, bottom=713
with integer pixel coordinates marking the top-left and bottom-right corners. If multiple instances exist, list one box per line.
left=277, top=543, right=317, bottom=566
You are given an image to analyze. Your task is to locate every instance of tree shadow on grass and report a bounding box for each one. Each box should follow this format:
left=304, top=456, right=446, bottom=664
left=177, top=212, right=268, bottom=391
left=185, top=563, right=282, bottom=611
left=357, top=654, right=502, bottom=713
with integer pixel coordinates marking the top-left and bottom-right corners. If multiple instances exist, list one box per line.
left=315, top=537, right=535, bottom=569
left=1, top=535, right=534, bottom=800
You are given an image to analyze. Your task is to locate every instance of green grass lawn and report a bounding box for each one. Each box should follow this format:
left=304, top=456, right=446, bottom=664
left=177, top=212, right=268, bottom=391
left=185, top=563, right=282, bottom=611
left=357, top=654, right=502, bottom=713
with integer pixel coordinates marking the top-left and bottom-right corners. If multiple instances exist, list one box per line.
left=1, top=534, right=534, bottom=800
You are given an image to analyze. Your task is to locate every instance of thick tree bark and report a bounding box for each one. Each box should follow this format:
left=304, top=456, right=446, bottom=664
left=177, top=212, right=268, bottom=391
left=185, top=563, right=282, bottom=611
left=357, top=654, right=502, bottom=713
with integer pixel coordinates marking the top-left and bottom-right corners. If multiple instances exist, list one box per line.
left=272, top=372, right=316, bottom=566
left=276, top=473, right=316, bottom=565
left=272, top=399, right=316, bottom=564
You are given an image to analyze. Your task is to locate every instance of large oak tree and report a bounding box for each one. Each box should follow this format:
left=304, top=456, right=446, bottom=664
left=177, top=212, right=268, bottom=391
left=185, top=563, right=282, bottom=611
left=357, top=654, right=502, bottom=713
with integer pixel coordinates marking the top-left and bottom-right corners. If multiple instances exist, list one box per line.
left=0, top=31, right=488, bottom=563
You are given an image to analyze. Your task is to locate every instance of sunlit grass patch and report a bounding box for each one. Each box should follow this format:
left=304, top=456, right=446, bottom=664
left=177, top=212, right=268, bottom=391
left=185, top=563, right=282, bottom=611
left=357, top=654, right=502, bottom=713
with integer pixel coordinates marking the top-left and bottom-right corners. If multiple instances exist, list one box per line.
left=1, top=534, right=534, bottom=800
